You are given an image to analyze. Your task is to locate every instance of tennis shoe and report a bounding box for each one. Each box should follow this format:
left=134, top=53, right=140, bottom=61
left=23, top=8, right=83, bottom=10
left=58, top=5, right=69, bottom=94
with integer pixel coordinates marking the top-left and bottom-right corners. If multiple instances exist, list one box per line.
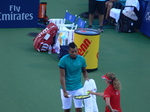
left=98, top=26, right=104, bottom=33
left=88, top=25, right=92, bottom=28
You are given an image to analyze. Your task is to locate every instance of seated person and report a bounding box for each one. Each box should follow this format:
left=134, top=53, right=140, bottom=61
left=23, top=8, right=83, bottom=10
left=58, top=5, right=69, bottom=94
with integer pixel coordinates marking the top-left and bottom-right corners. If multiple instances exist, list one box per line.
left=105, top=0, right=119, bottom=21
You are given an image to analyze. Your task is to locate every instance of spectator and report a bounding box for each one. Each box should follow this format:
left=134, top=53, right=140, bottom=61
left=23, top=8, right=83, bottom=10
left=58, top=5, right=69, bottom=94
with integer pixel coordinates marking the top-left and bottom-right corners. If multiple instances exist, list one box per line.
left=105, top=0, right=119, bottom=21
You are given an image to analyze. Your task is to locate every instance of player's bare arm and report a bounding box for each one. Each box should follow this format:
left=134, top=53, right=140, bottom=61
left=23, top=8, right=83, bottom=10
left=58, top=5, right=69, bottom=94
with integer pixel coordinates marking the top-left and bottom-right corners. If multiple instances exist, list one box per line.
left=60, top=68, right=69, bottom=97
left=82, top=67, right=89, bottom=80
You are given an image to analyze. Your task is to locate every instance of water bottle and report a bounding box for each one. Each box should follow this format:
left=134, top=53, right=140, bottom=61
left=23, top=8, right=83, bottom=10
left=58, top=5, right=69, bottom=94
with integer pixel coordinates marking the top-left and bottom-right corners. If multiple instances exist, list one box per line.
left=48, top=45, right=52, bottom=54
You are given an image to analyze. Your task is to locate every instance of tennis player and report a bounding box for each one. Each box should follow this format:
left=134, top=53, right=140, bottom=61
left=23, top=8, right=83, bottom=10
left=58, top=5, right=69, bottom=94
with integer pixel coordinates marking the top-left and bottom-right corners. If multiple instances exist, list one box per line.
left=88, top=73, right=122, bottom=112
left=58, top=42, right=89, bottom=112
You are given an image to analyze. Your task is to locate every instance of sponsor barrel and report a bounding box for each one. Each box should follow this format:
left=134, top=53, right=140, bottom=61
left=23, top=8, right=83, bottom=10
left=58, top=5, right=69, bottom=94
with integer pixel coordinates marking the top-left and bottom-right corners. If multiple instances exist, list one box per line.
left=74, top=28, right=100, bottom=71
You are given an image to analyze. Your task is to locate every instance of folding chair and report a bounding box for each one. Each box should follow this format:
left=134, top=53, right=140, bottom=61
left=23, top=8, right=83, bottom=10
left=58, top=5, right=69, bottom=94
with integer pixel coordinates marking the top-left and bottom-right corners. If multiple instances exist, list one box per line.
left=48, top=10, right=76, bottom=50
left=49, top=10, right=77, bottom=32
left=50, top=11, right=77, bottom=54
left=55, top=17, right=86, bottom=58
left=63, top=10, right=77, bottom=28
left=74, top=16, right=87, bottom=29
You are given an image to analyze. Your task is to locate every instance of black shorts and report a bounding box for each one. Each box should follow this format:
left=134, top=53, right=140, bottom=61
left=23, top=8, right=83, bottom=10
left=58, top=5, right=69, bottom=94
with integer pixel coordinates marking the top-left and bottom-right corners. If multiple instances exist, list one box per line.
left=88, top=0, right=106, bottom=15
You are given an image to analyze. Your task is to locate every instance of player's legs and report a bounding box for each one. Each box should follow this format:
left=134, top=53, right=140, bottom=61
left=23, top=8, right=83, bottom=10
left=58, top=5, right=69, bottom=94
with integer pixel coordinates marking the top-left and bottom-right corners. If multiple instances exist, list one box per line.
left=60, top=88, right=84, bottom=112
left=105, top=2, right=113, bottom=20
left=60, top=89, right=72, bottom=111
left=75, top=108, right=82, bottom=112
left=97, top=1, right=105, bottom=32
left=73, top=88, right=84, bottom=112
left=88, top=0, right=96, bottom=27
left=64, top=109, right=70, bottom=112
left=89, top=14, right=94, bottom=27
left=97, top=1, right=105, bottom=26
left=98, top=14, right=104, bottom=27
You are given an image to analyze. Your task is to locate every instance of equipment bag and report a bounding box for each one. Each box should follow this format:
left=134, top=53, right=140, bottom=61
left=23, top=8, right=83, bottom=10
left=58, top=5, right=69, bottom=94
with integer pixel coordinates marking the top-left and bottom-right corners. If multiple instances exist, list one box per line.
left=116, top=6, right=138, bottom=33
left=58, top=45, right=69, bottom=60
left=33, top=23, right=58, bottom=52
left=117, top=13, right=137, bottom=33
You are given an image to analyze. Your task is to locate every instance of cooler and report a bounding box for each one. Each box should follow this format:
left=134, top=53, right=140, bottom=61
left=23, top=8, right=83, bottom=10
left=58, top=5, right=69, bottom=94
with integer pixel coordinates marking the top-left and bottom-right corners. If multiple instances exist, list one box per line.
left=74, top=28, right=100, bottom=71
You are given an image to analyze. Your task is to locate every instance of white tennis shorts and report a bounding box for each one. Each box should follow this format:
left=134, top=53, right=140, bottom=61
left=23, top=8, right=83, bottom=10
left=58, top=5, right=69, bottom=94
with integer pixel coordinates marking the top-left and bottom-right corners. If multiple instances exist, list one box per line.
left=60, top=88, right=84, bottom=109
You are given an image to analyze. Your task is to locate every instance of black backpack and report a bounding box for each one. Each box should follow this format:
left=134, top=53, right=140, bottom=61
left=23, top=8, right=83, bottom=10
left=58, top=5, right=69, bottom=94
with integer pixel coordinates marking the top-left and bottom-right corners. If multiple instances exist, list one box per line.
left=58, top=45, right=69, bottom=59
left=116, top=6, right=138, bottom=33
left=117, top=13, right=136, bottom=33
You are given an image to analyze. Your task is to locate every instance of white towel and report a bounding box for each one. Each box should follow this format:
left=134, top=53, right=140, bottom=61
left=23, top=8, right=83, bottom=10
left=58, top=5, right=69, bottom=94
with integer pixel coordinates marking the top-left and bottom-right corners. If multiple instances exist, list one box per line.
left=110, top=8, right=121, bottom=22
left=67, top=30, right=74, bottom=44
left=83, top=79, right=99, bottom=112
left=125, top=0, right=140, bottom=11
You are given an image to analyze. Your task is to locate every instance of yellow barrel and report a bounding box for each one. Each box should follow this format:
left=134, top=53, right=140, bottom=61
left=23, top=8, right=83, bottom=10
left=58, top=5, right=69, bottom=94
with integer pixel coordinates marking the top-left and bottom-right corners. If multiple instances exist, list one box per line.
left=74, top=28, right=100, bottom=71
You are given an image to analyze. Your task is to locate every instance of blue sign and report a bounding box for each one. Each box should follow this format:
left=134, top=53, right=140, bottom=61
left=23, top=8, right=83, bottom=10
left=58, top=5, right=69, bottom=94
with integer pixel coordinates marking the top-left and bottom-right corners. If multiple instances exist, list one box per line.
left=0, top=0, right=39, bottom=28
left=140, top=0, right=150, bottom=37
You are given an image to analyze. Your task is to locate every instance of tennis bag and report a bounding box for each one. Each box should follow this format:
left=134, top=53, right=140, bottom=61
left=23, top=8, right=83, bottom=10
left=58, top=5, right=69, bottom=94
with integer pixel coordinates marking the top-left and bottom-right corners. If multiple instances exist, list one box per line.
left=117, top=6, right=138, bottom=33
left=33, top=23, right=58, bottom=52
left=118, top=13, right=136, bottom=33
left=58, top=45, right=69, bottom=60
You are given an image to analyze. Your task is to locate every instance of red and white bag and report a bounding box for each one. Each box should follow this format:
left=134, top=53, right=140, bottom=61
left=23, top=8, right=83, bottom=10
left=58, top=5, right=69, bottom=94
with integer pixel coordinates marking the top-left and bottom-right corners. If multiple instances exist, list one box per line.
left=33, top=23, right=58, bottom=52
